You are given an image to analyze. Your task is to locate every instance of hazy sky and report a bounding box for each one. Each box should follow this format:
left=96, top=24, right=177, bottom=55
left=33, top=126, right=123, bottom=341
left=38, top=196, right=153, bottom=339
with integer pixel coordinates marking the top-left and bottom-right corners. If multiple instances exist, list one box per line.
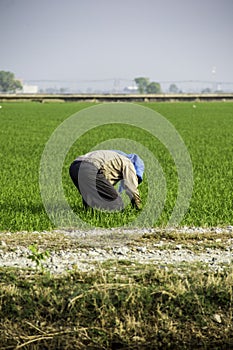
left=1, top=0, right=233, bottom=83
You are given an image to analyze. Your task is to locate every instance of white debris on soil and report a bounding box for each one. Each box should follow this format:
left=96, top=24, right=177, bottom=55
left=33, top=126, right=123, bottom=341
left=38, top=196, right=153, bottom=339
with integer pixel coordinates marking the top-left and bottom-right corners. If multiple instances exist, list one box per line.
left=0, top=226, right=233, bottom=274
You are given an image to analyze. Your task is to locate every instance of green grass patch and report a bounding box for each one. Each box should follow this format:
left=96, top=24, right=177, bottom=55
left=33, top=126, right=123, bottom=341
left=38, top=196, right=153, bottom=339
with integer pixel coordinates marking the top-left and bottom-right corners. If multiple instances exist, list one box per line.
left=0, top=101, right=232, bottom=231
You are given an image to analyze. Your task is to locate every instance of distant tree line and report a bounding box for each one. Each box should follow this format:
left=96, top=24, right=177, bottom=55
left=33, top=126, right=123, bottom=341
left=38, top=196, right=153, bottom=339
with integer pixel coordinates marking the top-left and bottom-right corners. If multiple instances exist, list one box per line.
left=0, top=70, right=219, bottom=94
left=134, top=77, right=162, bottom=94
left=134, top=77, right=183, bottom=94
left=134, top=79, right=221, bottom=94
left=0, top=71, right=22, bottom=93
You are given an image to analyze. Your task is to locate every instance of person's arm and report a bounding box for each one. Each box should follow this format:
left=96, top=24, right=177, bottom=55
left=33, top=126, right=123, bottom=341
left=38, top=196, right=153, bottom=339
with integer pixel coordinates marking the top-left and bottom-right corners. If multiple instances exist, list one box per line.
left=122, top=161, right=142, bottom=209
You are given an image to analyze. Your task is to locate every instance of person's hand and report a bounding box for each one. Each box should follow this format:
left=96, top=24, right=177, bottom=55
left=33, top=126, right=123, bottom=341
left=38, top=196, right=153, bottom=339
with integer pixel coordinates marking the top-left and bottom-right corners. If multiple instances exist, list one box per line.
left=131, top=198, right=142, bottom=210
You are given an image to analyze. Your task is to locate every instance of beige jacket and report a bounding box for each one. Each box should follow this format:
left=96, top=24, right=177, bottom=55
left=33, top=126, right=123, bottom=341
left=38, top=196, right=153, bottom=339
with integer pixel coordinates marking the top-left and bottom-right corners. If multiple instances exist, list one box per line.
left=76, top=150, right=141, bottom=208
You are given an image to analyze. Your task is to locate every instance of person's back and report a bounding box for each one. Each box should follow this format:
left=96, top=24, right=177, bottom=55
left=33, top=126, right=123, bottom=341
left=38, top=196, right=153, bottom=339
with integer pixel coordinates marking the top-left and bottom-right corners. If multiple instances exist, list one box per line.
left=70, top=150, right=144, bottom=211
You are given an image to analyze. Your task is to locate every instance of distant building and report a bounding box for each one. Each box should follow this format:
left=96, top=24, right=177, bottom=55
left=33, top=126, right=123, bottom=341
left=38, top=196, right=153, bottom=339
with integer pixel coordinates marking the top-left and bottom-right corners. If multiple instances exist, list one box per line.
left=123, top=86, right=138, bottom=94
left=22, top=84, right=38, bottom=93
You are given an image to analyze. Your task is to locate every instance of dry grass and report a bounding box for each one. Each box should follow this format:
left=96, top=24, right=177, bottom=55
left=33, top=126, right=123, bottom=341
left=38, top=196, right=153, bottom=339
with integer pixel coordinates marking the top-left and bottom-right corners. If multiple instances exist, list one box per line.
left=1, top=229, right=233, bottom=348
left=0, top=231, right=75, bottom=252
left=0, top=260, right=233, bottom=349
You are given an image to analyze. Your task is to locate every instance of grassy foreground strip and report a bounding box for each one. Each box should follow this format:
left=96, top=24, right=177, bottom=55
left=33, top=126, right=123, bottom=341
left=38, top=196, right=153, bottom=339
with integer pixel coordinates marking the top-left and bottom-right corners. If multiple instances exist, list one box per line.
left=1, top=263, right=233, bottom=349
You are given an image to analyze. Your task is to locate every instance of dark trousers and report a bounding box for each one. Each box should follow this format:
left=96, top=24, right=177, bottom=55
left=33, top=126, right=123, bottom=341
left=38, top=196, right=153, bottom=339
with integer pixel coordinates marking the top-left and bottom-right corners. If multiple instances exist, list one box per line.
left=69, top=160, right=124, bottom=211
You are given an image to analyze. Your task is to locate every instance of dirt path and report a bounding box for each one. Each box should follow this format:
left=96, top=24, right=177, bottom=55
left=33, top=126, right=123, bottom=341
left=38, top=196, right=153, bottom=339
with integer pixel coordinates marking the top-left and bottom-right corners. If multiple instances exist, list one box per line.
left=0, top=226, right=233, bottom=273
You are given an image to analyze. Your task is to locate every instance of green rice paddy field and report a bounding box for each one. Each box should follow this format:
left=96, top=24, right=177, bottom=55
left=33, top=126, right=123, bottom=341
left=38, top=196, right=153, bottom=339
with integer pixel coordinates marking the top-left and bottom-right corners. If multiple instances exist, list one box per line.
left=0, top=101, right=232, bottom=231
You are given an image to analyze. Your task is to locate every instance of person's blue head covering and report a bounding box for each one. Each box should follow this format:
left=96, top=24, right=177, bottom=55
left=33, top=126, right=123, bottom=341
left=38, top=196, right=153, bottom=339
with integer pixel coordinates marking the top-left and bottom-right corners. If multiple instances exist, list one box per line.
left=114, top=150, right=145, bottom=182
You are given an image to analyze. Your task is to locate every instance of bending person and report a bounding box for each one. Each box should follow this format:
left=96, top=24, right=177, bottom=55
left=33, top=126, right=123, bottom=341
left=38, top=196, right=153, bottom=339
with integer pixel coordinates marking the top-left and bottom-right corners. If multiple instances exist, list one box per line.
left=69, top=149, right=144, bottom=211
